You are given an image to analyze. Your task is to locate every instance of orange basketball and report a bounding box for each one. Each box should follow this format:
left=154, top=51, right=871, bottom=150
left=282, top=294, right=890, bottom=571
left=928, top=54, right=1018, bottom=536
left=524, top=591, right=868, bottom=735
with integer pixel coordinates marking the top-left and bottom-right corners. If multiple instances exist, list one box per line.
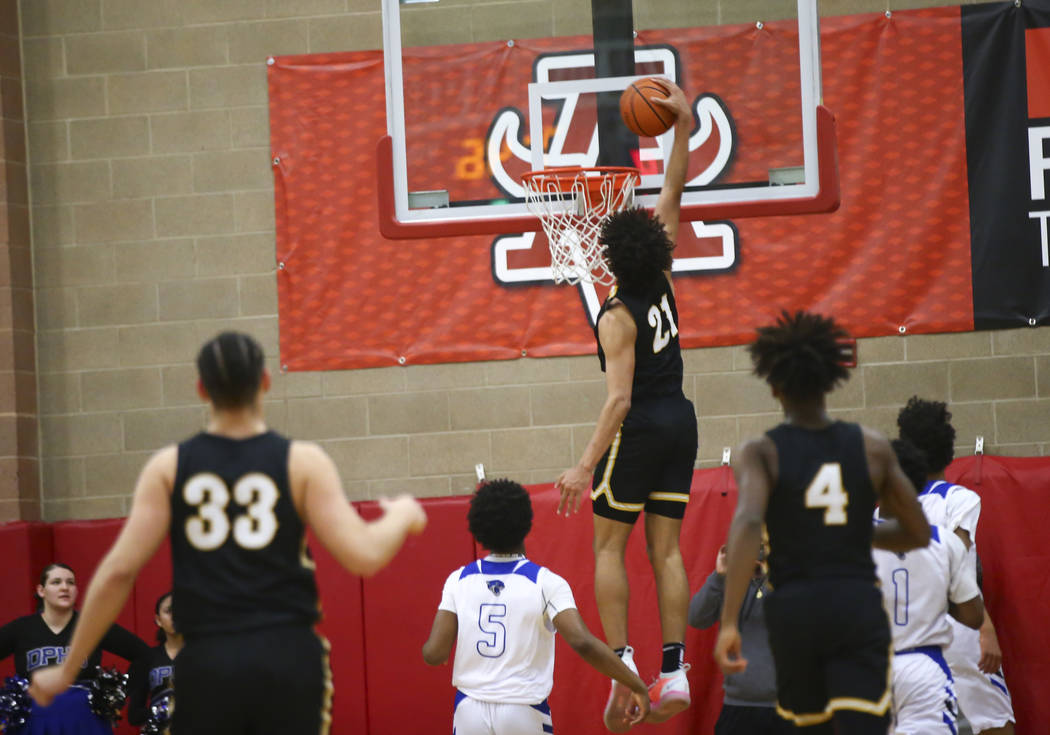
left=619, top=77, right=675, bottom=137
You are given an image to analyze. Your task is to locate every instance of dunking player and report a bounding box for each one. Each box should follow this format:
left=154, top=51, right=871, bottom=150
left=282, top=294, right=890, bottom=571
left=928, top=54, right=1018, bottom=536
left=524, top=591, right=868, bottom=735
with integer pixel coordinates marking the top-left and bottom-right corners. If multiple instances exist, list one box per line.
left=873, top=438, right=985, bottom=734
left=714, top=311, right=931, bottom=734
left=895, top=397, right=1015, bottom=735
left=30, top=331, right=428, bottom=734
left=554, top=80, right=697, bottom=730
left=422, top=479, right=649, bottom=735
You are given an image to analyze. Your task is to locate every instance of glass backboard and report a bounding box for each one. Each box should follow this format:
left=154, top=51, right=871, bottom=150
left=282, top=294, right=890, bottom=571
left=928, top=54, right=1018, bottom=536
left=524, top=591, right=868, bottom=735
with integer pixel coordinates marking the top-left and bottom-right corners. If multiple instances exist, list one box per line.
left=378, top=0, right=838, bottom=238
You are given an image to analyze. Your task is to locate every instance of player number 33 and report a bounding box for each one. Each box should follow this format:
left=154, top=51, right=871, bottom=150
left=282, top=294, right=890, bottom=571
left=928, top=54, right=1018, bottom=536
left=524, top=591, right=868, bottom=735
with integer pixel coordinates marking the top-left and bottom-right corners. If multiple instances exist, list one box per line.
left=184, top=472, right=280, bottom=551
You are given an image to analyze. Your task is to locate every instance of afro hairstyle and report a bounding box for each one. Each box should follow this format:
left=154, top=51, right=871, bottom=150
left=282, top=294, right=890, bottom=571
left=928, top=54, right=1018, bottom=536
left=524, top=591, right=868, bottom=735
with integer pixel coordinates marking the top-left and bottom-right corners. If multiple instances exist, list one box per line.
left=468, top=478, right=533, bottom=554
left=747, top=310, right=852, bottom=401
left=599, top=207, right=673, bottom=292
left=897, top=396, right=955, bottom=473
left=890, top=437, right=930, bottom=494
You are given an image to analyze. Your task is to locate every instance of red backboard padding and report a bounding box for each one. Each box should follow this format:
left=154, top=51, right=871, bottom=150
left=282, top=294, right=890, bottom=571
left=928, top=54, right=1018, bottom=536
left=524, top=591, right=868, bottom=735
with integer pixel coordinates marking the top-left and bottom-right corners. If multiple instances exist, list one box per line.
left=1, top=456, right=1045, bottom=734
left=358, top=496, right=477, bottom=735
left=947, top=455, right=1050, bottom=733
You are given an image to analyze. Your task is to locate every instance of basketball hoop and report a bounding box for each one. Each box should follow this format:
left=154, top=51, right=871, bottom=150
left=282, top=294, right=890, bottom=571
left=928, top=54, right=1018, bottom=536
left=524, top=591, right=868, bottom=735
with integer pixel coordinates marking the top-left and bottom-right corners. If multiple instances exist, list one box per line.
left=521, top=166, right=640, bottom=285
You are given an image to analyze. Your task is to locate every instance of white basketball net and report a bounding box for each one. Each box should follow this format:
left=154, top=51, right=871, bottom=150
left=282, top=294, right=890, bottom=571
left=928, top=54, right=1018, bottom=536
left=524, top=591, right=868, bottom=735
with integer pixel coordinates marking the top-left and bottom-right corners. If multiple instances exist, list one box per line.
left=521, top=168, right=639, bottom=285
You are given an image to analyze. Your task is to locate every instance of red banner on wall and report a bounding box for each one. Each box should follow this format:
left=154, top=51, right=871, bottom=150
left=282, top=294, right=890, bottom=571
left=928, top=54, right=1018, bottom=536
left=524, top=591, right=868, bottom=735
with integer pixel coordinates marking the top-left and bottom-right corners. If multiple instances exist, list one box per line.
left=269, top=8, right=977, bottom=371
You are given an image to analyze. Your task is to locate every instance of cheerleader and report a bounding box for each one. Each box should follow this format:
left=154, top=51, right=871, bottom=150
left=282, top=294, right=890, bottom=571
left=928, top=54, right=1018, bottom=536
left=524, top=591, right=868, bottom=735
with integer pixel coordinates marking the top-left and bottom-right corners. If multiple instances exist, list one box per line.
left=126, top=593, right=180, bottom=731
left=0, top=563, right=148, bottom=734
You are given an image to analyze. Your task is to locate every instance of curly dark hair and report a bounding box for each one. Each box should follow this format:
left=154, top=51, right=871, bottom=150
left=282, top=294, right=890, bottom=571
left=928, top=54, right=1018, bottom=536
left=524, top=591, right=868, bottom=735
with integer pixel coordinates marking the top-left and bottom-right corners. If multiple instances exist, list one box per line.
left=747, top=310, right=852, bottom=401
left=897, top=396, right=955, bottom=473
left=468, top=479, right=533, bottom=554
left=600, top=207, right=673, bottom=292
left=890, top=438, right=929, bottom=494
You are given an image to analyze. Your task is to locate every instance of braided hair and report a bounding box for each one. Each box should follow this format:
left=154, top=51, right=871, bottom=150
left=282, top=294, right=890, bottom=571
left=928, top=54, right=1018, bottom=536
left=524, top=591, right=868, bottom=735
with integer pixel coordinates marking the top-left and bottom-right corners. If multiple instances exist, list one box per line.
left=196, top=332, right=265, bottom=409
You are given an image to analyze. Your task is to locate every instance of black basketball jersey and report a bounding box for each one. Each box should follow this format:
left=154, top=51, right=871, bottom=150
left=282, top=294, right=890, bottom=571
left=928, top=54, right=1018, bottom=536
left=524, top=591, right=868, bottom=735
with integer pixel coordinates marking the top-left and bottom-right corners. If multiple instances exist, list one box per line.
left=170, top=431, right=319, bottom=638
left=595, top=275, right=684, bottom=402
left=764, top=421, right=877, bottom=588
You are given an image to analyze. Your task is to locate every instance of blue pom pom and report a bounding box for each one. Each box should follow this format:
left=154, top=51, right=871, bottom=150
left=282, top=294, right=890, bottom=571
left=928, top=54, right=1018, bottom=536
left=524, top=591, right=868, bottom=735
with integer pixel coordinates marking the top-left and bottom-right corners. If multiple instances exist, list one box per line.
left=0, top=676, right=31, bottom=734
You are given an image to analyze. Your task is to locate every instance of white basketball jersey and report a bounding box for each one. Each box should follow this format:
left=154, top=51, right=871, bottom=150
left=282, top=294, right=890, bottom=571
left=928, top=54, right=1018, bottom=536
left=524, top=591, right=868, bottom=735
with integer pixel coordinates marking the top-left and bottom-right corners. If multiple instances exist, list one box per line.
left=439, top=555, right=577, bottom=704
left=873, top=525, right=980, bottom=651
left=915, top=480, right=981, bottom=544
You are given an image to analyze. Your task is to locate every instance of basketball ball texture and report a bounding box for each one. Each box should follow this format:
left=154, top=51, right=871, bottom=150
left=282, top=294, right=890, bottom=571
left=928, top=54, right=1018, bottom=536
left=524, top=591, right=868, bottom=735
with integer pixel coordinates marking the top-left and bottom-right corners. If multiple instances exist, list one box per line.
left=619, top=78, right=675, bottom=137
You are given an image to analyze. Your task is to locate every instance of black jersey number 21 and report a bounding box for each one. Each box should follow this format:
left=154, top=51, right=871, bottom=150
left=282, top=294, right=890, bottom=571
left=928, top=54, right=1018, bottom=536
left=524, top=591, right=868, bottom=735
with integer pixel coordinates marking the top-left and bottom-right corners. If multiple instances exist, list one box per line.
left=183, top=472, right=279, bottom=551
left=647, top=293, right=679, bottom=354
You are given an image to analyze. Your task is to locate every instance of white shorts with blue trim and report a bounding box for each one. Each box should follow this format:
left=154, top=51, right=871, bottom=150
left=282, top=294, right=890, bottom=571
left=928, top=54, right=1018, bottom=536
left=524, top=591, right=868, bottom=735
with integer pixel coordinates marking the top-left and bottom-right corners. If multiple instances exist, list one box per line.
left=892, top=646, right=958, bottom=735
left=946, top=621, right=1014, bottom=732
left=453, top=691, right=554, bottom=735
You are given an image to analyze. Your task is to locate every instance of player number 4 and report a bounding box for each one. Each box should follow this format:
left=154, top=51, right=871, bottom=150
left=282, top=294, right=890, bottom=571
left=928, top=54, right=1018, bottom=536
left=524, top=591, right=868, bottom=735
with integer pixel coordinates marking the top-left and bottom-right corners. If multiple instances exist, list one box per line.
left=647, top=293, right=679, bottom=354
left=804, top=463, right=848, bottom=525
left=184, top=472, right=280, bottom=551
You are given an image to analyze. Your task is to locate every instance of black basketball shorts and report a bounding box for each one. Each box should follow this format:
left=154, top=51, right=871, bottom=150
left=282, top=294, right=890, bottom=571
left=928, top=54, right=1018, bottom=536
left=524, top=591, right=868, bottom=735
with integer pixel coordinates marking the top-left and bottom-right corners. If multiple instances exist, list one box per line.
left=763, top=578, right=891, bottom=731
left=591, top=395, right=698, bottom=524
left=173, top=625, right=332, bottom=735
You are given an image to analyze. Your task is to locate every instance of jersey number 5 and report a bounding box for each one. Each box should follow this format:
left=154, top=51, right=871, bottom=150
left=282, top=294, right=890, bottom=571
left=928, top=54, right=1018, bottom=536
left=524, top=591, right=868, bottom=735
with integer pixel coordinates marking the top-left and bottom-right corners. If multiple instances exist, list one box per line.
left=647, top=293, right=679, bottom=354
left=184, top=472, right=279, bottom=551
left=804, top=463, right=848, bottom=525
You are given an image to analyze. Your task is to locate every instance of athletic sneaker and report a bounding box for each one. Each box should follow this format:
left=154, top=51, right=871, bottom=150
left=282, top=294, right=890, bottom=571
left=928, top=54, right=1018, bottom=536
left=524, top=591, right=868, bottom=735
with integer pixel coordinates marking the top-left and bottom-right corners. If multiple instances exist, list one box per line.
left=645, top=664, right=691, bottom=723
left=603, top=646, right=639, bottom=733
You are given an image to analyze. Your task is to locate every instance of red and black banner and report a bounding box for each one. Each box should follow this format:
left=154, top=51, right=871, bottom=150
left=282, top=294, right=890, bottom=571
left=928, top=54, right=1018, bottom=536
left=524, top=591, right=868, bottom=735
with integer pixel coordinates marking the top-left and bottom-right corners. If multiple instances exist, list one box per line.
left=269, top=3, right=1050, bottom=371
left=963, top=1, right=1050, bottom=328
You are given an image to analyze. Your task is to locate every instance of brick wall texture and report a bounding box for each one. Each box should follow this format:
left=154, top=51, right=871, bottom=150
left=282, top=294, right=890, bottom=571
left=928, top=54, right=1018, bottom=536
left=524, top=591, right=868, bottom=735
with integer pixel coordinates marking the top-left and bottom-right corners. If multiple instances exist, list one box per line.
left=13, top=0, right=1049, bottom=521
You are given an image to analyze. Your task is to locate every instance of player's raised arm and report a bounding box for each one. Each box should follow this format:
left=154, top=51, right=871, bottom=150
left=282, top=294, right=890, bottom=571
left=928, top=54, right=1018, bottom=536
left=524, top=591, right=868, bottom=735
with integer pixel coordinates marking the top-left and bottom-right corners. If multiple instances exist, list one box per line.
left=866, top=428, right=930, bottom=552
left=30, top=446, right=176, bottom=706
left=652, top=81, right=693, bottom=253
left=293, top=440, right=427, bottom=576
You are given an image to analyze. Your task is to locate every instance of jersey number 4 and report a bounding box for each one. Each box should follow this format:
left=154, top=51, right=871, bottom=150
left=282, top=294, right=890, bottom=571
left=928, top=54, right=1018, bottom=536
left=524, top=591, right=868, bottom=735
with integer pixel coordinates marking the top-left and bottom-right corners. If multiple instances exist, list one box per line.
left=804, top=463, right=848, bottom=525
left=647, top=294, right=679, bottom=354
left=184, top=472, right=279, bottom=551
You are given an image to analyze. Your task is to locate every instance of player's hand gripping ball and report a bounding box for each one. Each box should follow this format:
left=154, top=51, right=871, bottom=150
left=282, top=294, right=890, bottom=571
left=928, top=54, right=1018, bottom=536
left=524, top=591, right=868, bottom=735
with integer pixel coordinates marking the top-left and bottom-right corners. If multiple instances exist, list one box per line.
left=619, top=77, right=675, bottom=137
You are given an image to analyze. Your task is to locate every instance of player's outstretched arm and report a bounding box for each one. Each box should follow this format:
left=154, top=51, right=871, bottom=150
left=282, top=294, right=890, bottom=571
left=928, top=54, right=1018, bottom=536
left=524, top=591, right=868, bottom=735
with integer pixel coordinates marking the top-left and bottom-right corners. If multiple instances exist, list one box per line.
left=422, top=610, right=457, bottom=666
left=555, top=306, right=635, bottom=515
left=652, top=80, right=693, bottom=251
left=553, top=608, right=649, bottom=724
left=30, top=446, right=175, bottom=707
left=867, top=429, right=931, bottom=552
left=293, top=441, right=427, bottom=577
left=715, top=437, right=771, bottom=676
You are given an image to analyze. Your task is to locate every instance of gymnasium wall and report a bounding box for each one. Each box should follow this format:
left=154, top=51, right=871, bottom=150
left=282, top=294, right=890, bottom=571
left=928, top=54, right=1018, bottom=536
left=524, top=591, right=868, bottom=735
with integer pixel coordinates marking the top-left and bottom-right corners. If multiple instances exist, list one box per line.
left=8, top=0, right=1049, bottom=524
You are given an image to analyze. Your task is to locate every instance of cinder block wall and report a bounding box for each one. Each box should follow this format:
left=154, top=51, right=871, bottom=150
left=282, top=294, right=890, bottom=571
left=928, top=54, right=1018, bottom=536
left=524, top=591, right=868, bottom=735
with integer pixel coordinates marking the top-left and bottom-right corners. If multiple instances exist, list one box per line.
left=15, top=0, right=1049, bottom=522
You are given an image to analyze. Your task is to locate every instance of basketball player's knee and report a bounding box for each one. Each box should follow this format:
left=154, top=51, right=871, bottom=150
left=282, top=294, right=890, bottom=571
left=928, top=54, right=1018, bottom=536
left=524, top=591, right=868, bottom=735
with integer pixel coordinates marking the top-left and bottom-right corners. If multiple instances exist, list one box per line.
left=645, top=537, right=682, bottom=571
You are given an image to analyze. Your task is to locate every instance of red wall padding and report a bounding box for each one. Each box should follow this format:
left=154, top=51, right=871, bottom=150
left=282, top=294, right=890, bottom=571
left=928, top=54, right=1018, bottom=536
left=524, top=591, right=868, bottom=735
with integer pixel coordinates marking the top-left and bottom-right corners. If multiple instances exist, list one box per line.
left=947, top=455, right=1050, bottom=733
left=0, top=521, right=53, bottom=680
left=310, top=530, right=368, bottom=735
left=359, top=497, right=477, bottom=734
left=1, top=458, right=1045, bottom=733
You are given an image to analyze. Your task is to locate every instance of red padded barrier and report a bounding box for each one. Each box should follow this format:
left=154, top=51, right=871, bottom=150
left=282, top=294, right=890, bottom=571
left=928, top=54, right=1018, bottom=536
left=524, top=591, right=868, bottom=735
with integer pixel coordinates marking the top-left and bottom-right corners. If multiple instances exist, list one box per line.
left=947, top=455, right=1050, bottom=733
left=360, top=496, right=476, bottom=735
left=129, top=537, right=172, bottom=639
left=310, top=529, right=368, bottom=735
left=0, top=522, right=54, bottom=680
